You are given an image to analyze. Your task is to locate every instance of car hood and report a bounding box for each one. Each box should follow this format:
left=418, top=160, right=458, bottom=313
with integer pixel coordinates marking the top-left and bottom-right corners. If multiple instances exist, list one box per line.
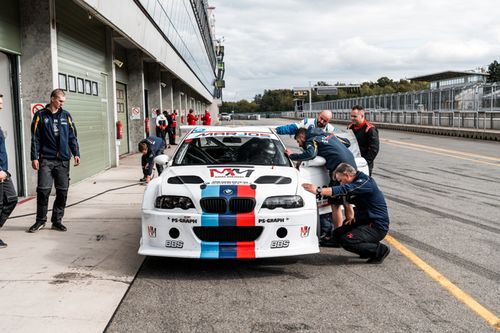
left=159, top=165, right=301, bottom=197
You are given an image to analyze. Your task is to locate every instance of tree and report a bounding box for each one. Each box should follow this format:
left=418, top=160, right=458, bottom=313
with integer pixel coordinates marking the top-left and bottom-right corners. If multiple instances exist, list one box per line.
left=487, top=60, right=500, bottom=82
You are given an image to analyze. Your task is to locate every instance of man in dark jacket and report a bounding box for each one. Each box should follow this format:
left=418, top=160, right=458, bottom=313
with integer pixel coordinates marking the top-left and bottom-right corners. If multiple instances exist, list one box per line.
left=348, top=105, right=379, bottom=175
left=29, top=89, right=80, bottom=233
left=0, top=94, right=18, bottom=247
left=285, top=127, right=357, bottom=230
left=138, top=136, right=165, bottom=184
left=303, top=163, right=390, bottom=264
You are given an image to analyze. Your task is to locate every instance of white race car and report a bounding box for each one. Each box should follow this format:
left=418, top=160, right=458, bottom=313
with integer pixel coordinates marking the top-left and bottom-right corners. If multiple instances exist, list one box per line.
left=139, top=126, right=368, bottom=259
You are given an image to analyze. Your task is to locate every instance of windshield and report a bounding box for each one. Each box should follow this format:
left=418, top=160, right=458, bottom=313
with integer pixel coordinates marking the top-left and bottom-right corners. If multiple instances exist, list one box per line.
left=173, top=136, right=291, bottom=166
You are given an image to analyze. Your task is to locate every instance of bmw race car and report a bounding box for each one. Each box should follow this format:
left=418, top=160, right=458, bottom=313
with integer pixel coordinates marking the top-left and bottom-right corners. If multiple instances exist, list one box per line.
left=139, top=126, right=368, bottom=259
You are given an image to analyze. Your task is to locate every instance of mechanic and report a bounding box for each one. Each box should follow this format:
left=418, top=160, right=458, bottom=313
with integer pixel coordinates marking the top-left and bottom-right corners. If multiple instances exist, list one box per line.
left=348, top=105, right=379, bottom=176
left=201, top=109, right=212, bottom=126
left=187, top=109, right=198, bottom=125
left=155, top=109, right=168, bottom=145
left=28, top=89, right=80, bottom=233
left=170, top=110, right=178, bottom=143
left=275, top=110, right=338, bottom=135
left=285, top=127, right=357, bottom=239
left=138, top=136, right=165, bottom=183
left=0, top=94, right=18, bottom=248
left=302, top=163, right=390, bottom=264
left=165, top=110, right=175, bottom=146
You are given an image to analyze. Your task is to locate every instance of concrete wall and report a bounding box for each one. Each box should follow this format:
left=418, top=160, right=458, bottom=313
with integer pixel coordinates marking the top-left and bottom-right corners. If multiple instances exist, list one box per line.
left=126, top=49, right=145, bottom=152
left=19, top=0, right=58, bottom=194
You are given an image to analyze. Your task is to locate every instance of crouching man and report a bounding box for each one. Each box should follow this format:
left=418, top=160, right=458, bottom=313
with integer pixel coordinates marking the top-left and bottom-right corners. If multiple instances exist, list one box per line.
left=302, top=163, right=390, bottom=264
left=138, top=136, right=165, bottom=184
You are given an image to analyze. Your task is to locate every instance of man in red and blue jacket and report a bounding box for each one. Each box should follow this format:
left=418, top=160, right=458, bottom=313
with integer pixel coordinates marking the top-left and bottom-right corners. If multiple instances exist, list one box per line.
left=29, top=89, right=80, bottom=233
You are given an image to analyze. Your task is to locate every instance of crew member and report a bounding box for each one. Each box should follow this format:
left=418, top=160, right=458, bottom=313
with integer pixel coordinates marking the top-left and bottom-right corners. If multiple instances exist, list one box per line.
left=138, top=136, right=165, bottom=183
left=275, top=110, right=337, bottom=135
left=29, top=89, right=80, bottom=233
left=285, top=127, right=357, bottom=230
left=201, top=109, right=211, bottom=125
left=187, top=109, right=198, bottom=125
left=0, top=93, right=18, bottom=248
left=348, top=105, right=379, bottom=175
left=303, top=163, right=390, bottom=264
left=155, top=109, right=168, bottom=144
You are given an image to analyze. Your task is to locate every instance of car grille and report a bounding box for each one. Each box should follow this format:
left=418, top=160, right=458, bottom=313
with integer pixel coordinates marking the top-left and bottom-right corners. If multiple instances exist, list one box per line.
left=201, top=198, right=255, bottom=213
left=193, top=226, right=263, bottom=242
left=229, top=198, right=255, bottom=213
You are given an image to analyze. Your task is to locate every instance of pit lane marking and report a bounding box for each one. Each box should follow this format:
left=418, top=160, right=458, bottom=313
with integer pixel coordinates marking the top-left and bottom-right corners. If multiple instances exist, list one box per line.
left=381, top=139, right=500, bottom=167
left=385, top=235, right=500, bottom=330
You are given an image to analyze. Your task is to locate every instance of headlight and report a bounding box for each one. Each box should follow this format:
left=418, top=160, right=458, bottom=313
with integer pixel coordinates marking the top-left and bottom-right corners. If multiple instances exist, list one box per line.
left=155, top=196, right=195, bottom=210
left=262, top=196, right=304, bottom=209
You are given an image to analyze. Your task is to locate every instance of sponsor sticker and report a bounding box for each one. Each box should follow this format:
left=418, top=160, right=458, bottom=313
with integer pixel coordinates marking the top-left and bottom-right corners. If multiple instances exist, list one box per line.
left=165, top=240, right=184, bottom=248
left=168, top=216, right=198, bottom=224
left=258, top=217, right=287, bottom=223
left=209, top=168, right=255, bottom=178
left=148, top=226, right=156, bottom=238
left=300, top=226, right=311, bottom=238
left=270, top=240, right=289, bottom=249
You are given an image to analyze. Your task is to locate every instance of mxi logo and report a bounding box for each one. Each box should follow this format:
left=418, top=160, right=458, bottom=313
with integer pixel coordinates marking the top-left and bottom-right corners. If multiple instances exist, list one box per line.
left=209, top=168, right=255, bottom=177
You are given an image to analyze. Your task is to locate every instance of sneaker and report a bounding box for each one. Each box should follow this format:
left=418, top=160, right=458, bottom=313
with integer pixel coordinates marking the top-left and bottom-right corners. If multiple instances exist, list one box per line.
left=51, top=223, right=67, bottom=232
left=28, top=222, right=46, bottom=233
left=139, top=177, right=147, bottom=182
left=0, top=239, right=7, bottom=248
left=367, top=244, right=390, bottom=264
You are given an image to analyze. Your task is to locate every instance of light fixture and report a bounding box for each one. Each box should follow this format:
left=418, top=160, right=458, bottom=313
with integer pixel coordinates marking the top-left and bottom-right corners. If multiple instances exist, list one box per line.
left=113, top=59, right=124, bottom=68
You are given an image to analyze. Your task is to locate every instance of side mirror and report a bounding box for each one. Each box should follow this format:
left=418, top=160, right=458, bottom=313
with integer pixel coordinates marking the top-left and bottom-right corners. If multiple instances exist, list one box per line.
left=154, top=154, right=170, bottom=166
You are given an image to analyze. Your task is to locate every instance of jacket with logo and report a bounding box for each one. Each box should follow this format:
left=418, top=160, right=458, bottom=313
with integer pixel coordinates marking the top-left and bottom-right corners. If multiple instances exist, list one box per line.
left=31, top=107, right=80, bottom=161
left=140, top=136, right=165, bottom=176
left=289, top=128, right=356, bottom=172
left=275, top=117, right=337, bottom=135
left=331, top=171, right=389, bottom=231
left=347, top=120, right=379, bottom=167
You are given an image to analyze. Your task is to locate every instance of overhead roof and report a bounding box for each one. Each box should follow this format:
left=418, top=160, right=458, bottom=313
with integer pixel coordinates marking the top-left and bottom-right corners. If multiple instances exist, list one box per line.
left=409, top=71, right=489, bottom=82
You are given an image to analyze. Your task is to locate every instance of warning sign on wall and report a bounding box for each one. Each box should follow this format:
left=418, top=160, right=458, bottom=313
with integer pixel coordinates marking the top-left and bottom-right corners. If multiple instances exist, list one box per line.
left=131, top=107, right=141, bottom=120
left=31, top=103, right=45, bottom=118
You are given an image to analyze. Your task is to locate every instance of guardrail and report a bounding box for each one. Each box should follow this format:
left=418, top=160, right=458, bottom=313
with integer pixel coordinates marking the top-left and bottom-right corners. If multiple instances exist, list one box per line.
left=283, top=110, right=500, bottom=130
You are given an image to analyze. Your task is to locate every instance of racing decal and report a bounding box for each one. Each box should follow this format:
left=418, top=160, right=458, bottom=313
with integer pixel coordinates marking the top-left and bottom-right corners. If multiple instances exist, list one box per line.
left=168, top=216, right=198, bottom=223
left=209, top=168, right=255, bottom=178
left=200, top=184, right=257, bottom=258
left=257, top=217, right=288, bottom=223
left=270, top=240, right=289, bottom=248
left=201, top=241, right=255, bottom=259
left=148, top=226, right=156, bottom=238
left=165, top=240, right=184, bottom=248
left=201, top=185, right=256, bottom=227
left=190, top=131, right=272, bottom=139
left=300, top=226, right=311, bottom=238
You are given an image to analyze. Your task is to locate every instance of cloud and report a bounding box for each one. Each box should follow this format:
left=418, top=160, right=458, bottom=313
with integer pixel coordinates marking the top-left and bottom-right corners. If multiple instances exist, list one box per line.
left=210, top=0, right=500, bottom=101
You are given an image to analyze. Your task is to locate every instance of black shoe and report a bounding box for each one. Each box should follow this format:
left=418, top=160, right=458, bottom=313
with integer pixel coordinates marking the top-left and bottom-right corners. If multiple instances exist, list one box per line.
left=0, top=239, right=7, bottom=248
left=139, top=177, right=147, bottom=182
left=319, top=238, right=341, bottom=248
left=28, top=222, right=46, bottom=233
left=367, top=244, right=390, bottom=264
left=51, top=223, right=67, bottom=232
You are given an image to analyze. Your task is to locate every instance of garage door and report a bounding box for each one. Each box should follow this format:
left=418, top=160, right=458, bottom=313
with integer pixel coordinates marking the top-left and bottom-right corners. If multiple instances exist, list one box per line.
left=56, top=0, right=110, bottom=183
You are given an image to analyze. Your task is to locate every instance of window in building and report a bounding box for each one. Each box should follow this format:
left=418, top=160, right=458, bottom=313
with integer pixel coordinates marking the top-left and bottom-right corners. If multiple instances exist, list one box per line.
left=68, top=76, right=76, bottom=92
left=85, top=80, right=92, bottom=95
left=58, top=73, right=67, bottom=90
left=77, top=78, right=84, bottom=94
left=92, top=81, right=98, bottom=96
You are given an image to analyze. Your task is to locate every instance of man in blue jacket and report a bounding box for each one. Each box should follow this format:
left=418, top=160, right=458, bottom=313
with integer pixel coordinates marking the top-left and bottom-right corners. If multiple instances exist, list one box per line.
left=275, top=110, right=337, bottom=135
left=29, top=89, right=80, bottom=233
left=285, top=127, right=357, bottom=231
left=303, top=163, right=390, bottom=264
left=0, top=94, right=18, bottom=247
left=138, top=136, right=165, bottom=184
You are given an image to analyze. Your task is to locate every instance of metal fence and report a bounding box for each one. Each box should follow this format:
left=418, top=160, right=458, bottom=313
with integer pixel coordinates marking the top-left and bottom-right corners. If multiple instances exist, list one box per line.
left=297, top=82, right=500, bottom=130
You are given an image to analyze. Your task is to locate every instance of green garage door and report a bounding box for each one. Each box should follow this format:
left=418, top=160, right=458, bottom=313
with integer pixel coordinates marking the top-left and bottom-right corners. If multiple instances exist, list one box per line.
left=56, top=0, right=110, bottom=183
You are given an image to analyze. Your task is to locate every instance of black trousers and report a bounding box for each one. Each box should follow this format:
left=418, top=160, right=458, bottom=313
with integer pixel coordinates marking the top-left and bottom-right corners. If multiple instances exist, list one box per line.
left=0, top=177, right=18, bottom=228
left=332, top=222, right=387, bottom=258
left=36, top=160, right=70, bottom=224
left=167, top=127, right=175, bottom=145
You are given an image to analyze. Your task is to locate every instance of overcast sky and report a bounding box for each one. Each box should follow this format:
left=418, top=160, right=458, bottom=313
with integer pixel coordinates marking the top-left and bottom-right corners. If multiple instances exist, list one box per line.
left=209, top=0, right=500, bottom=101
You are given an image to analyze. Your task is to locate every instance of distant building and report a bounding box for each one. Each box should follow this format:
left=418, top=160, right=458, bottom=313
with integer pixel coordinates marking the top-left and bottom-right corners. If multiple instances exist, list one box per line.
left=409, top=70, right=489, bottom=89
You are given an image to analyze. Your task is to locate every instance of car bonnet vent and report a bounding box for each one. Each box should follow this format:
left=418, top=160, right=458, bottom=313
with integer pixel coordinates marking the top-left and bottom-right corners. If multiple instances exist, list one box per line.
left=254, top=176, right=292, bottom=184
left=168, top=175, right=204, bottom=184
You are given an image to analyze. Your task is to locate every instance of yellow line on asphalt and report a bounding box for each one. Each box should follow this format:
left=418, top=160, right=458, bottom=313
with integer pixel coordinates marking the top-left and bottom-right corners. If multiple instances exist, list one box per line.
left=385, top=235, right=500, bottom=330
left=382, top=140, right=500, bottom=167
left=382, top=139, right=500, bottom=162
